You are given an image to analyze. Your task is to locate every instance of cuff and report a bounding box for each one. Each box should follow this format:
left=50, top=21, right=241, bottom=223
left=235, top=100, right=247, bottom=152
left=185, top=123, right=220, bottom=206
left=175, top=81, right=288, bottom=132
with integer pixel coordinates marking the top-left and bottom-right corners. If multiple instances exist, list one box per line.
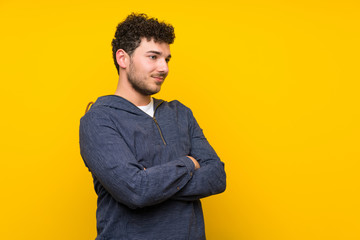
left=178, top=156, right=195, bottom=178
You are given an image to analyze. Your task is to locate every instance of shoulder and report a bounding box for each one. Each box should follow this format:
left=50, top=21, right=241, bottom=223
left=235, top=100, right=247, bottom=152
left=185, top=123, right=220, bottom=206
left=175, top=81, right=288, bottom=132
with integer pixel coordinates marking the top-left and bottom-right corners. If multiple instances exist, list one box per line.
left=160, top=99, right=193, bottom=114
left=81, top=95, right=128, bottom=124
left=80, top=103, right=114, bottom=129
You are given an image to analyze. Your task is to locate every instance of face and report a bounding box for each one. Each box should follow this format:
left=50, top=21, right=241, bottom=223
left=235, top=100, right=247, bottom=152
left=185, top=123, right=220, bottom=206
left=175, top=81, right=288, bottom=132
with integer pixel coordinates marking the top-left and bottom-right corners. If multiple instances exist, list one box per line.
left=126, top=38, right=171, bottom=96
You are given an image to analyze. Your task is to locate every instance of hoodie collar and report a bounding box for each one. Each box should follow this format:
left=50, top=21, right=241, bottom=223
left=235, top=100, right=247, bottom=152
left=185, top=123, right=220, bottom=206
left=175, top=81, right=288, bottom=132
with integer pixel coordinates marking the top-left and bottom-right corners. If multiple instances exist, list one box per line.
left=92, top=95, right=164, bottom=115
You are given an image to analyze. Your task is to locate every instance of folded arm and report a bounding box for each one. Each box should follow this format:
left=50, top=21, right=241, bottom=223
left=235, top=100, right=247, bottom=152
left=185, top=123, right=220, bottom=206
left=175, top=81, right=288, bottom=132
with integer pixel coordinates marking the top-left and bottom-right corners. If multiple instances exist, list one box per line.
left=80, top=111, right=196, bottom=209
left=171, top=109, right=226, bottom=201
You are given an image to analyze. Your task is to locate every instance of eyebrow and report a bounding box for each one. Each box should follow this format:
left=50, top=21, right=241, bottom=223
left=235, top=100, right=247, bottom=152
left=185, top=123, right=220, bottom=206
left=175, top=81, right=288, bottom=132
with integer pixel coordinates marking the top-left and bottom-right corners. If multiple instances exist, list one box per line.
left=146, top=50, right=172, bottom=59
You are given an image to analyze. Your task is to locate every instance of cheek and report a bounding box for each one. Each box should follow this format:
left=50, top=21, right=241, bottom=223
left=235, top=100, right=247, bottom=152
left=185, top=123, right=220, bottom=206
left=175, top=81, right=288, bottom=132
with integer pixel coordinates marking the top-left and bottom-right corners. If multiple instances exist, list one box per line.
left=133, top=59, right=156, bottom=75
left=141, top=61, right=156, bottom=73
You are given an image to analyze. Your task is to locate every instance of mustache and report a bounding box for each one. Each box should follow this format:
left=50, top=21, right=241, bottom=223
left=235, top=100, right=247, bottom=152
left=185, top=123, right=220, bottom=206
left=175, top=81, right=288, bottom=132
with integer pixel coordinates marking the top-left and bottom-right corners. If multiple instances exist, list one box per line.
left=151, top=73, right=167, bottom=78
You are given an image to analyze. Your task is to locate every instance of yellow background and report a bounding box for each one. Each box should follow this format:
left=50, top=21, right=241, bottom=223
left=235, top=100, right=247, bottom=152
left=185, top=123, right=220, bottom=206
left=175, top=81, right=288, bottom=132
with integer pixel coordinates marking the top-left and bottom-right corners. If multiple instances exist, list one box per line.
left=1, top=1, right=359, bottom=239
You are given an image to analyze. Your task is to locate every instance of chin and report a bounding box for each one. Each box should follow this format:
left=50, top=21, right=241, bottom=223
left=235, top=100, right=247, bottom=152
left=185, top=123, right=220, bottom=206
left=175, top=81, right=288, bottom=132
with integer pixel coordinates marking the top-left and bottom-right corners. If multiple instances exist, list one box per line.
left=151, top=89, right=161, bottom=95
left=150, top=85, right=162, bottom=94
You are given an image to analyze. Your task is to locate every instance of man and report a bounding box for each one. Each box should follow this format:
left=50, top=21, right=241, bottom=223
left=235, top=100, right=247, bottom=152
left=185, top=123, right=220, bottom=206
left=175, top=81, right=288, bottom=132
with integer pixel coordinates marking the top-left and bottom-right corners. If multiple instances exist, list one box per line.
left=79, top=13, right=226, bottom=240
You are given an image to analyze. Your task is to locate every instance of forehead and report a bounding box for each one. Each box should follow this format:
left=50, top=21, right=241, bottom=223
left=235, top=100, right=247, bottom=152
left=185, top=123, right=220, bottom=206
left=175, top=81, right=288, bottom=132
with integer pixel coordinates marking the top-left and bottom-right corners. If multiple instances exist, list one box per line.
left=134, top=38, right=171, bottom=55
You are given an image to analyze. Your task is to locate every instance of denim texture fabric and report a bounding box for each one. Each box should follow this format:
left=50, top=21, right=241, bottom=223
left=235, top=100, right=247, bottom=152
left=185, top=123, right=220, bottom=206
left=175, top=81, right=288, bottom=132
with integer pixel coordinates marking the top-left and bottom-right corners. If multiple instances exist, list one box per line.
left=79, top=95, right=226, bottom=240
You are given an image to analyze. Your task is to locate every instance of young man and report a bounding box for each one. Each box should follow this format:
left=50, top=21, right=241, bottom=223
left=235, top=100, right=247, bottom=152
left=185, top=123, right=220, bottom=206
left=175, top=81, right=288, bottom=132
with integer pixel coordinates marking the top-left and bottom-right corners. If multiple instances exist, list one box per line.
left=79, top=13, right=226, bottom=240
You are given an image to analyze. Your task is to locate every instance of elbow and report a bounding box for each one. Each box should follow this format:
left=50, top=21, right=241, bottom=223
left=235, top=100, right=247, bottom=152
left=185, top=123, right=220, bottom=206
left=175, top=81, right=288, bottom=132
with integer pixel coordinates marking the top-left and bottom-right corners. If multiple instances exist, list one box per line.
left=215, top=168, right=227, bottom=194
left=114, top=191, right=155, bottom=210
left=108, top=171, right=156, bottom=209
left=220, top=178, right=227, bottom=193
left=204, top=161, right=227, bottom=195
left=219, top=163, right=227, bottom=193
left=112, top=195, right=149, bottom=210
left=126, top=195, right=156, bottom=209
left=216, top=174, right=227, bottom=194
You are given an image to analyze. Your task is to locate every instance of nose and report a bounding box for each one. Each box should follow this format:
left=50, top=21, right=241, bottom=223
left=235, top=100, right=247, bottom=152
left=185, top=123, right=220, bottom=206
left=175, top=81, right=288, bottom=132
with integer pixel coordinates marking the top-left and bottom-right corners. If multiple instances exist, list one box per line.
left=157, top=58, right=169, bottom=74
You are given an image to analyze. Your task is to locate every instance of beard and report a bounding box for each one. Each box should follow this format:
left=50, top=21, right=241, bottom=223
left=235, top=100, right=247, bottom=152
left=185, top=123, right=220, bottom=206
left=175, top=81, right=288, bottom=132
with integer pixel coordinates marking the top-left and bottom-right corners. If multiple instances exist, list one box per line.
left=127, top=60, right=164, bottom=96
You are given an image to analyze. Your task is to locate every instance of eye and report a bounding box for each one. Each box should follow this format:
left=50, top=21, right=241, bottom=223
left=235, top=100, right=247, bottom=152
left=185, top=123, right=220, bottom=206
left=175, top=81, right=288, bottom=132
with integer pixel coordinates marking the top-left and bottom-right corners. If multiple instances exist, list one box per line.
left=149, top=55, right=157, bottom=60
left=165, top=58, right=170, bottom=63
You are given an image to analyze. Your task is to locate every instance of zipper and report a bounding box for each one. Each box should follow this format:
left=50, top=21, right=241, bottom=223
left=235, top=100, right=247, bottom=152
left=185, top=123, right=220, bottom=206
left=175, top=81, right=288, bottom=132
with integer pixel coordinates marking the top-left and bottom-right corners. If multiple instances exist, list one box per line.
left=153, top=101, right=167, bottom=145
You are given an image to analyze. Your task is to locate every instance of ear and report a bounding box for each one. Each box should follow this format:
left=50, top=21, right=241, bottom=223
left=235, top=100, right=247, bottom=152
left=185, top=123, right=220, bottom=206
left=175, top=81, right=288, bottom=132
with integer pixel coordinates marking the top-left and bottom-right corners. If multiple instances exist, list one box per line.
left=116, top=49, right=129, bottom=69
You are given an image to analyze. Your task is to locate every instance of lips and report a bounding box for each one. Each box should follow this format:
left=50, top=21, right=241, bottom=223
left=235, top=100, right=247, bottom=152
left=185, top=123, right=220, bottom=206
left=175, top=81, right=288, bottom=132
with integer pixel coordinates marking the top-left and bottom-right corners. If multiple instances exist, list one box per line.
left=151, top=74, right=166, bottom=82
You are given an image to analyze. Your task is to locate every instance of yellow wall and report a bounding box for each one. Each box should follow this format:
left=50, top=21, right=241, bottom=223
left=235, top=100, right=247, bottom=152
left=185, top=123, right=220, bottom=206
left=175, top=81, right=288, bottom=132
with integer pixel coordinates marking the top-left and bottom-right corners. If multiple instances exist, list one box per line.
left=1, top=1, right=359, bottom=239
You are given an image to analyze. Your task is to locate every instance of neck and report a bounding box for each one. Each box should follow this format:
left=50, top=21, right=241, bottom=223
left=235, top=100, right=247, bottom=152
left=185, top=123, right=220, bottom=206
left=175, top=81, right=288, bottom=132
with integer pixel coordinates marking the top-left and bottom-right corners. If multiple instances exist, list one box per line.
left=114, top=76, right=151, bottom=106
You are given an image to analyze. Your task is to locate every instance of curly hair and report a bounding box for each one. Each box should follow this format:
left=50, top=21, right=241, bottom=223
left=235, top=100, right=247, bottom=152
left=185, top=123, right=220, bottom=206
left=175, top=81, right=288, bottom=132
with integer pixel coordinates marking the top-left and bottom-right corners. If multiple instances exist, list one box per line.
left=111, top=13, right=175, bottom=74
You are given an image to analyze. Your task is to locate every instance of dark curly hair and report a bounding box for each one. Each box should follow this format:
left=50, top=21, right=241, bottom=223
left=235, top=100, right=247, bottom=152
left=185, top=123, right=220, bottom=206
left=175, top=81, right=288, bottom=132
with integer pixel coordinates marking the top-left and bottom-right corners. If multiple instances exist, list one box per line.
left=111, top=13, right=175, bottom=74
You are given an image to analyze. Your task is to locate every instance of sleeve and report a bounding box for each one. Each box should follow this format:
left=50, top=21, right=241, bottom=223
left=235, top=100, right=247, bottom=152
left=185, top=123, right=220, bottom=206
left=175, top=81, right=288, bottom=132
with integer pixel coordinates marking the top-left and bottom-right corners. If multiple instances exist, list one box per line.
left=79, top=111, right=195, bottom=209
left=171, top=109, right=226, bottom=201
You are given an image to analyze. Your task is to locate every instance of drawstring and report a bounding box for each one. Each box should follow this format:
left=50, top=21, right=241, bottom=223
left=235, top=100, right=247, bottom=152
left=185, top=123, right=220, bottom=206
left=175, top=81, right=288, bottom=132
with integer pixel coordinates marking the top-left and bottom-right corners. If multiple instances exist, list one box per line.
left=85, top=102, right=94, bottom=114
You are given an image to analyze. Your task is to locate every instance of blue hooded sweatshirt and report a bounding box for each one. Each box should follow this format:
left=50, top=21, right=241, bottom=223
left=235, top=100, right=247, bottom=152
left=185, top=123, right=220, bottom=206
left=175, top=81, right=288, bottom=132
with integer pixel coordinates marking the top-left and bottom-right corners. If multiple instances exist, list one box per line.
left=79, top=95, right=226, bottom=240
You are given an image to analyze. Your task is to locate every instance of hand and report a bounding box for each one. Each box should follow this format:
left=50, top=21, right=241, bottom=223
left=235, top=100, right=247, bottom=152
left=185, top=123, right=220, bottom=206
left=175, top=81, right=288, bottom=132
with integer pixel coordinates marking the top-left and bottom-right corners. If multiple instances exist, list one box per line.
left=187, top=156, right=200, bottom=170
